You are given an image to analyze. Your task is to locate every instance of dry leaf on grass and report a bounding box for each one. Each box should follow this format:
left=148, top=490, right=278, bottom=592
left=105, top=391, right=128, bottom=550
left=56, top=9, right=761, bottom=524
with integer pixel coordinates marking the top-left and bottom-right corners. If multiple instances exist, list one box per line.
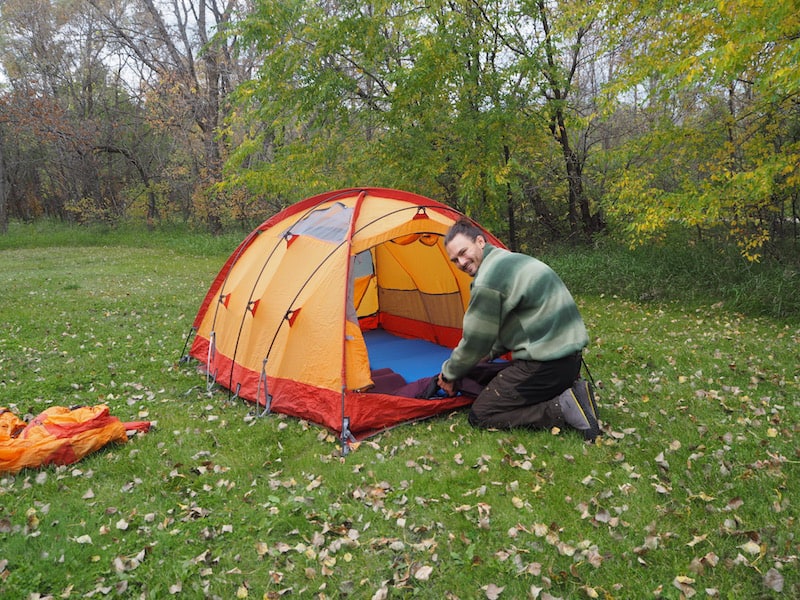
left=482, top=583, right=504, bottom=598
left=763, top=568, right=784, bottom=592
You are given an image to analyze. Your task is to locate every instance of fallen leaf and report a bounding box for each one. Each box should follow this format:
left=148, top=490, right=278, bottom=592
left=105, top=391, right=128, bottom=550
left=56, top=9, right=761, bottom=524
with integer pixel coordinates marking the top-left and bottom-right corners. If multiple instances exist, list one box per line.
left=112, top=557, right=127, bottom=574
left=689, top=491, right=715, bottom=502
left=414, top=565, right=433, bottom=581
left=688, top=557, right=704, bottom=575
left=732, top=553, right=750, bottom=565
left=686, top=534, right=707, bottom=547
left=371, top=584, right=389, bottom=600
left=763, top=568, right=784, bottom=592
left=594, top=508, right=611, bottom=523
left=673, top=575, right=696, bottom=598
left=585, top=547, right=604, bottom=568
left=724, top=497, right=743, bottom=511
left=532, top=523, right=548, bottom=537
left=26, top=508, right=39, bottom=530
left=556, top=541, right=575, bottom=556
left=655, top=452, right=669, bottom=470
left=482, top=583, right=504, bottom=599
left=652, top=483, right=670, bottom=494
left=739, top=540, right=761, bottom=555
left=519, top=562, right=542, bottom=576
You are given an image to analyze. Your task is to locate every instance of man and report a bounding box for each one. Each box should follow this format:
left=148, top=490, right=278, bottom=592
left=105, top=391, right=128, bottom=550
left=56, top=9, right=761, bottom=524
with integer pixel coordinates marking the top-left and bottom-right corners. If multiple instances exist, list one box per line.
left=437, top=219, right=600, bottom=442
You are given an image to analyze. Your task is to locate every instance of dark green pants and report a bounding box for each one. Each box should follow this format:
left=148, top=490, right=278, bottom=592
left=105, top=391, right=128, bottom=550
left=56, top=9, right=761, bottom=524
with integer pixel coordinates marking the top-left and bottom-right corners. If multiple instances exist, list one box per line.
left=467, top=352, right=582, bottom=430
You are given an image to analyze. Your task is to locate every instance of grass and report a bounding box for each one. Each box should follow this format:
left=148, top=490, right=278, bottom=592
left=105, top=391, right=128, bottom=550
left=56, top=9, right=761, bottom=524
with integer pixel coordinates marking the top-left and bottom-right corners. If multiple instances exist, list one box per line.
left=538, top=233, right=800, bottom=320
left=0, top=221, right=798, bottom=599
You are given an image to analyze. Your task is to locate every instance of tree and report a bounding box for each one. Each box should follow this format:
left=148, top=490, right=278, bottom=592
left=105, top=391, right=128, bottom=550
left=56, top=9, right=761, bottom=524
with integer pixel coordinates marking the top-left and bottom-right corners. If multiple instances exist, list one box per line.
left=0, top=0, right=161, bottom=223
left=602, top=0, right=800, bottom=260
left=0, top=0, right=255, bottom=229
left=229, top=0, right=608, bottom=247
left=466, top=0, right=606, bottom=241
left=86, top=0, right=256, bottom=232
left=0, top=126, right=7, bottom=233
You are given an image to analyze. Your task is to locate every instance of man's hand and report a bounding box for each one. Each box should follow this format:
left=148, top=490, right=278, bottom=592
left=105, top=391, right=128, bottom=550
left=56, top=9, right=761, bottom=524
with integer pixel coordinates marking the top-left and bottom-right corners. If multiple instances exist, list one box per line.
left=437, top=373, right=457, bottom=397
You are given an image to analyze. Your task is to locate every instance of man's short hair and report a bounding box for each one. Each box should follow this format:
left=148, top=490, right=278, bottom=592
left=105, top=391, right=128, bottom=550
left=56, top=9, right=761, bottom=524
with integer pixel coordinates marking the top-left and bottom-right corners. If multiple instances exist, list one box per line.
left=444, top=218, right=484, bottom=246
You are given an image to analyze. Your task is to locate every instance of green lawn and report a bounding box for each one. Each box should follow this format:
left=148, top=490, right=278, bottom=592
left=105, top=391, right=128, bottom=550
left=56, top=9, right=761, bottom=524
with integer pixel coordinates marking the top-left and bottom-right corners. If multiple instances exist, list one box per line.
left=0, top=225, right=797, bottom=599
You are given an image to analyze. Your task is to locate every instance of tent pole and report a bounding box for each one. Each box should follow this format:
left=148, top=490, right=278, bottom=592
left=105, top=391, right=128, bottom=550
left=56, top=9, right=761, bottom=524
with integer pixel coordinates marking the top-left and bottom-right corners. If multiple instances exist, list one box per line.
left=178, top=326, right=197, bottom=363
left=338, top=191, right=367, bottom=453
left=206, top=331, right=217, bottom=392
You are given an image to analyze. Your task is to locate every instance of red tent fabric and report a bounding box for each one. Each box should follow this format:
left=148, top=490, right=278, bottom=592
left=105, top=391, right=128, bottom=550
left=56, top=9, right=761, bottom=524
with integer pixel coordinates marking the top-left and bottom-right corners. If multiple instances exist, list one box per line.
left=0, top=405, right=150, bottom=474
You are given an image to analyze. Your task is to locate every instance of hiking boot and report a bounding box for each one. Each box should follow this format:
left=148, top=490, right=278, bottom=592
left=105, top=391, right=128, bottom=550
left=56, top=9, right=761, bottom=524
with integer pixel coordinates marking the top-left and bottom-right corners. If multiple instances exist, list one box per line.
left=572, top=378, right=599, bottom=424
left=558, top=384, right=601, bottom=442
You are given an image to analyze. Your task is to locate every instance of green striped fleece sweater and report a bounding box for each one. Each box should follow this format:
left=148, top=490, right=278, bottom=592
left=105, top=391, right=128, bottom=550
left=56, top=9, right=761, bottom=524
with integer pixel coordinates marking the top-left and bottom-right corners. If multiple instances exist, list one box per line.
left=441, top=244, right=589, bottom=382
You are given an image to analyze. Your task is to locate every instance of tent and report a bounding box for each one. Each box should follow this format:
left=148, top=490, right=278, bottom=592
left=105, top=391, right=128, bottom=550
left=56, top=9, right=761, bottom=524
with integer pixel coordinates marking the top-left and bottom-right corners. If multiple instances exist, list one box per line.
left=187, top=187, right=506, bottom=445
left=0, top=405, right=151, bottom=474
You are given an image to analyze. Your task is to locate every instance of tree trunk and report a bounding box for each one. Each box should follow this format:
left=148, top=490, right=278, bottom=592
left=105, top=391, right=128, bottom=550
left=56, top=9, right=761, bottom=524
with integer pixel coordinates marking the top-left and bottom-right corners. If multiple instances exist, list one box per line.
left=550, top=109, right=589, bottom=240
left=504, top=145, right=517, bottom=251
left=0, top=130, right=8, bottom=234
left=537, top=0, right=595, bottom=241
left=93, top=145, right=159, bottom=223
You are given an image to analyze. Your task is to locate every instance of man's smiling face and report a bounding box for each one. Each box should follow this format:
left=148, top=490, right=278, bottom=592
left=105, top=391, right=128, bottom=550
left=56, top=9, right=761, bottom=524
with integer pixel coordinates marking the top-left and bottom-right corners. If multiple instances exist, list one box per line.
left=445, top=233, right=486, bottom=277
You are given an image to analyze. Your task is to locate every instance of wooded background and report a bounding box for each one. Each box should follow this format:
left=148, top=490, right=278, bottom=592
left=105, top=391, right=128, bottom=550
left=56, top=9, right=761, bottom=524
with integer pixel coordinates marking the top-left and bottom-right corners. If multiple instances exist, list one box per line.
left=0, top=0, right=797, bottom=260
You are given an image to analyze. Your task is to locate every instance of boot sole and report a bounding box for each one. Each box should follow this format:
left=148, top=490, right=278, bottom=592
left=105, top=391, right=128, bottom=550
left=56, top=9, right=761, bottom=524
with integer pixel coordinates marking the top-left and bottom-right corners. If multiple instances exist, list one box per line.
left=570, top=382, right=601, bottom=442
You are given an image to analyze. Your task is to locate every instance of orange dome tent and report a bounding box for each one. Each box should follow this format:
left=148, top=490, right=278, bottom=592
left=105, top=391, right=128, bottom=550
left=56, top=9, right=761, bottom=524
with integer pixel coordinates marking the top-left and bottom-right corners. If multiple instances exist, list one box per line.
left=187, top=188, right=506, bottom=448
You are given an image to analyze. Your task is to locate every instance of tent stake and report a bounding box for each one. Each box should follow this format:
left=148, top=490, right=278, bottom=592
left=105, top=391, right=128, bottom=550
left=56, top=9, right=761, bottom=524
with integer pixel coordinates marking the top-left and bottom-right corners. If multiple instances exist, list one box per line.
left=257, top=357, right=272, bottom=417
left=340, top=416, right=356, bottom=456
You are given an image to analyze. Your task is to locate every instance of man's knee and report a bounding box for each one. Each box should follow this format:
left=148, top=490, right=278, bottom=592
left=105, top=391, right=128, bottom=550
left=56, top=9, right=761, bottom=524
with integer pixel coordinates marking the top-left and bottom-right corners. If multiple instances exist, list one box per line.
left=468, top=396, right=498, bottom=428
left=468, top=404, right=514, bottom=429
left=467, top=408, right=488, bottom=428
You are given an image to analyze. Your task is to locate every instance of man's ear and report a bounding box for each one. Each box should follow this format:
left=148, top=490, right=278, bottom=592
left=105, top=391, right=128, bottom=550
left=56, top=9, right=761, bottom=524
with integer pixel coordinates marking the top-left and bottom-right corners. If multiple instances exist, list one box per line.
left=476, top=234, right=486, bottom=247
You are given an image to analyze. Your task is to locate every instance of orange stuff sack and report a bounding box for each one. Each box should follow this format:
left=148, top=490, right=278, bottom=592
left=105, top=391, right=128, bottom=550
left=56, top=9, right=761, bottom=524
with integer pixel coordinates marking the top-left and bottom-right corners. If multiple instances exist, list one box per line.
left=0, top=405, right=150, bottom=475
